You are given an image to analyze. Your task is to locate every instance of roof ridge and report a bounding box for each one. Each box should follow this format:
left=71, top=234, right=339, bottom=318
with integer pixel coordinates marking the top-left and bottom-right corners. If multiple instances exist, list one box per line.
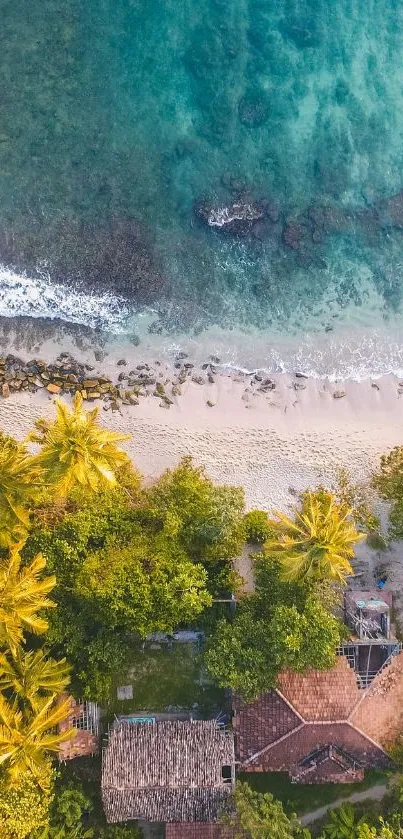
left=275, top=688, right=306, bottom=722
left=241, top=722, right=305, bottom=767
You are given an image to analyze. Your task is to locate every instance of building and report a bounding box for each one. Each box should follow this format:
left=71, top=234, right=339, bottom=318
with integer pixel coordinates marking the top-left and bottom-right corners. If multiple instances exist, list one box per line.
left=234, top=590, right=403, bottom=784
left=102, top=719, right=235, bottom=824
left=58, top=696, right=100, bottom=761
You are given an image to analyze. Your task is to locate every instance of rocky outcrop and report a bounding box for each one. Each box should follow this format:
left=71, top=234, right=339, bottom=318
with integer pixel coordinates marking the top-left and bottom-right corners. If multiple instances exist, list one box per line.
left=195, top=198, right=272, bottom=236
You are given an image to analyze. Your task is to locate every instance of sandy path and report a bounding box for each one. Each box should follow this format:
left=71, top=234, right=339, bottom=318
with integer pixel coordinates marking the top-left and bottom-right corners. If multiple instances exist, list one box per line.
left=300, top=782, right=388, bottom=825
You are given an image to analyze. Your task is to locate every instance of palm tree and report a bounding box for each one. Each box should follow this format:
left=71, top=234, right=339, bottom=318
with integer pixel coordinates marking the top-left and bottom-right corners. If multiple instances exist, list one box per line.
left=0, top=692, right=74, bottom=787
left=322, top=803, right=365, bottom=838
left=265, top=490, right=365, bottom=584
left=0, top=648, right=70, bottom=711
left=28, top=393, right=130, bottom=496
left=0, top=546, right=56, bottom=655
left=0, top=436, right=42, bottom=547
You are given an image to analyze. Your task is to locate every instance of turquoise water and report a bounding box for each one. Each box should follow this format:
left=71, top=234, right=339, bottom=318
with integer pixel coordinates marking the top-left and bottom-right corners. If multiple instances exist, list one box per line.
left=2, top=0, right=403, bottom=374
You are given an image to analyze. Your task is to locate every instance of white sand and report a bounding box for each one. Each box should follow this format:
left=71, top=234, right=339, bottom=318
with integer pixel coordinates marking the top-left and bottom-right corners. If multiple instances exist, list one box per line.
left=1, top=369, right=403, bottom=512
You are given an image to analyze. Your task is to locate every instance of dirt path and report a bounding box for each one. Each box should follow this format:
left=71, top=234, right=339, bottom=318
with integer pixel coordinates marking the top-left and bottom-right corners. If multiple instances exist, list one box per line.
left=300, top=783, right=388, bottom=825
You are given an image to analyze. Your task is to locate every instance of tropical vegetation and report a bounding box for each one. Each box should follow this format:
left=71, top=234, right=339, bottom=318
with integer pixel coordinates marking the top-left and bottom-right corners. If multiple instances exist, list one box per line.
left=0, top=397, right=401, bottom=836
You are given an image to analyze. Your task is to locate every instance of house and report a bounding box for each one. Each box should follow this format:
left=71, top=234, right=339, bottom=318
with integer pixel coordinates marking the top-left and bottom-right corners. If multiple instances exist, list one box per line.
left=234, top=590, right=403, bottom=784
left=58, top=695, right=100, bottom=761
left=101, top=719, right=235, bottom=824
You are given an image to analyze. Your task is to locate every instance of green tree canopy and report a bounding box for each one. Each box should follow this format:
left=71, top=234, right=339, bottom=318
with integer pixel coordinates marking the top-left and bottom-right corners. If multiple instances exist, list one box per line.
left=0, top=766, right=52, bottom=838
left=373, top=446, right=403, bottom=539
left=205, top=559, right=342, bottom=700
left=144, top=456, right=245, bottom=561
left=222, top=782, right=310, bottom=839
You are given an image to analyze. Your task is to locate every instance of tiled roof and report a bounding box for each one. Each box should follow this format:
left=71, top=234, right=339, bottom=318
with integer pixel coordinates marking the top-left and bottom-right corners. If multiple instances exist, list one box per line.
left=278, top=657, right=359, bottom=721
left=233, top=691, right=301, bottom=763
left=235, top=652, right=403, bottom=781
left=351, top=651, right=403, bottom=744
left=165, top=825, right=237, bottom=839
left=102, top=720, right=235, bottom=823
left=242, top=722, right=386, bottom=773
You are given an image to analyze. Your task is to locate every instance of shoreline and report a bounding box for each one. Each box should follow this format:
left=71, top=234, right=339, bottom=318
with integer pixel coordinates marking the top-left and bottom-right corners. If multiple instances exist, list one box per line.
left=0, top=335, right=402, bottom=512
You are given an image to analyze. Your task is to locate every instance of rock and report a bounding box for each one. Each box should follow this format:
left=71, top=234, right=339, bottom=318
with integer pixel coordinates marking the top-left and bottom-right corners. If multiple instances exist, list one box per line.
left=87, top=391, right=101, bottom=399
left=195, top=199, right=268, bottom=236
left=81, top=389, right=88, bottom=400
left=103, top=404, right=111, bottom=411
left=46, top=383, right=61, bottom=395
left=83, top=379, right=99, bottom=389
left=206, top=400, right=215, bottom=407
left=210, top=356, right=220, bottom=364
left=171, top=384, right=182, bottom=396
left=184, top=362, right=194, bottom=369
left=192, top=375, right=205, bottom=385
left=295, top=371, right=309, bottom=379
left=2, top=383, right=9, bottom=397
left=128, top=395, right=139, bottom=405
left=238, top=88, right=270, bottom=128
left=254, top=374, right=263, bottom=382
left=118, top=372, right=127, bottom=381
left=208, top=373, right=215, bottom=384
left=371, top=382, right=380, bottom=390
left=155, top=382, right=165, bottom=395
left=333, top=390, right=346, bottom=399
left=293, top=381, right=306, bottom=391
left=177, top=351, right=188, bottom=360
left=117, top=359, right=127, bottom=366
left=282, top=221, right=304, bottom=250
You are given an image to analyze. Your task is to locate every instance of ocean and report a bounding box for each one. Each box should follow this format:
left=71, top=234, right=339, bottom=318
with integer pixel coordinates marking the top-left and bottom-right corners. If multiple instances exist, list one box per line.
left=2, top=0, right=403, bottom=378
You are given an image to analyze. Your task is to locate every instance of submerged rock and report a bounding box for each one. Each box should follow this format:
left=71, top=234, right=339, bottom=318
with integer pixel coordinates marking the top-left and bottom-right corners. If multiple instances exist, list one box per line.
left=238, top=88, right=270, bottom=128
left=195, top=198, right=268, bottom=236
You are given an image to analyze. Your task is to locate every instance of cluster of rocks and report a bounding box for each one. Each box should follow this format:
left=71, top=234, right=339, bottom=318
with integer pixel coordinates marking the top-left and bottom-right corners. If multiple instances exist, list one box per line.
left=0, top=353, right=140, bottom=411
left=194, top=186, right=403, bottom=258
left=0, top=352, right=229, bottom=412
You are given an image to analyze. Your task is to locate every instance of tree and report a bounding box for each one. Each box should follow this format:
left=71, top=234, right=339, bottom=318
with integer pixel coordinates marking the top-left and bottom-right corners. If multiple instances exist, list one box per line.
left=0, top=434, right=42, bottom=547
left=222, top=781, right=310, bottom=839
left=242, top=509, right=272, bottom=544
left=0, top=766, right=52, bottom=838
left=373, top=446, right=403, bottom=539
left=0, top=648, right=71, bottom=711
left=0, top=693, right=74, bottom=787
left=34, top=783, right=94, bottom=838
left=75, top=535, right=212, bottom=635
left=205, top=560, right=341, bottom=700
left=144, top=456, right=245, bottom=561
left=28, top=393, right=130, bottom=496
left=265, top=490, right=365, bottom=584
left=0, top=546, right=56, bottom=655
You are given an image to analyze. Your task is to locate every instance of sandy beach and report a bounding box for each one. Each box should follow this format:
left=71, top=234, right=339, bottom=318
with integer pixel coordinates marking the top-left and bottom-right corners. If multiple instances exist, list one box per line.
left=0, top=326, right=403, bottom=513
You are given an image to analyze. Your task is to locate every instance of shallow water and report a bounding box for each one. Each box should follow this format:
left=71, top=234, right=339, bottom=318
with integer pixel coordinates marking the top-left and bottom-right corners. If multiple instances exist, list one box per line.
left=2, top=0, right=403, bottom=375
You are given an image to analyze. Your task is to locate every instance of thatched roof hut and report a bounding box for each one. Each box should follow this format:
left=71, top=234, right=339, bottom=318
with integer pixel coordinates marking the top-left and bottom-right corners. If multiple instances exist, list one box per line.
left=102, top=719, right=235, bottom=823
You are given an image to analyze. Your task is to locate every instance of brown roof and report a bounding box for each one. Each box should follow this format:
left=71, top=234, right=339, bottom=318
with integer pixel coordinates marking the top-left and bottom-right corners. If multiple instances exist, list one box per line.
left=58, top=696, right=99, bottom=761
left=278, top=657, right=359, bottom=721
left=165, top=826, right=237, bottom=839
left=234, top=652, right=403, bottom=782
left=102, top=720, right=235, bottom=823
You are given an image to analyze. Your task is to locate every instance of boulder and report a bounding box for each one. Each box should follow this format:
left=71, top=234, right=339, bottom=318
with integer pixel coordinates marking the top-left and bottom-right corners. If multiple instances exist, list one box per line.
left=46, top=383, right=61, bottom=395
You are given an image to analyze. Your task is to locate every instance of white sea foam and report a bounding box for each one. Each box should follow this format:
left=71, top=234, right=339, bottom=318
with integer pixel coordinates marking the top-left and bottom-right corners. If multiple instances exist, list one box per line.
left=0, top=265, right=129, bottom=331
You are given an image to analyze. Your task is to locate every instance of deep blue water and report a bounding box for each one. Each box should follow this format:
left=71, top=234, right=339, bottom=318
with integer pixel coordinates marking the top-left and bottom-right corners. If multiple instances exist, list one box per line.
left=2, top=0, right=403, bottom=375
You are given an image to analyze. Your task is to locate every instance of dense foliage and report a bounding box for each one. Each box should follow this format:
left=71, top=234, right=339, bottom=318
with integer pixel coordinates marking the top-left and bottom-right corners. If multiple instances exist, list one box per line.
left=205, top=558, right=342, bottom=700
left=0, top=768, right=52, bottom=838
left=222, top=782, right=310, bottom=839
left=242, top=509, right=272, bottom=543
left=373, top=446, right=403, bottom=539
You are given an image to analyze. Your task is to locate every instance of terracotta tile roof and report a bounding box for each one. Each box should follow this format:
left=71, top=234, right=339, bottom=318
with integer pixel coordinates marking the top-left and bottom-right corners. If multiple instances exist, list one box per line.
left=351, top=650, right=403, bottom=744
left=233, top=691, right=301, bottom=763
left=165, top=825, right=237, bottom=839
left=242, top=722, right=386, bottom=774
left=278, top=657, right=359, bottom=721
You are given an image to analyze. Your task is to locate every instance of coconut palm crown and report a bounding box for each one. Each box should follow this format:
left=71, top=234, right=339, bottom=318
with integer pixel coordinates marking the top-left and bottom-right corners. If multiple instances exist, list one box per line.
left=0, top=692, right=74, bottom=787
left=0, top=546, right=56, bottom=655
left=28, top=392, right=130, bottom=496
left=0, top=648, right=71, bottom=712
left=265, top=490, right=365, bottom=584
left=0, top=437, right=42, bottom=547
